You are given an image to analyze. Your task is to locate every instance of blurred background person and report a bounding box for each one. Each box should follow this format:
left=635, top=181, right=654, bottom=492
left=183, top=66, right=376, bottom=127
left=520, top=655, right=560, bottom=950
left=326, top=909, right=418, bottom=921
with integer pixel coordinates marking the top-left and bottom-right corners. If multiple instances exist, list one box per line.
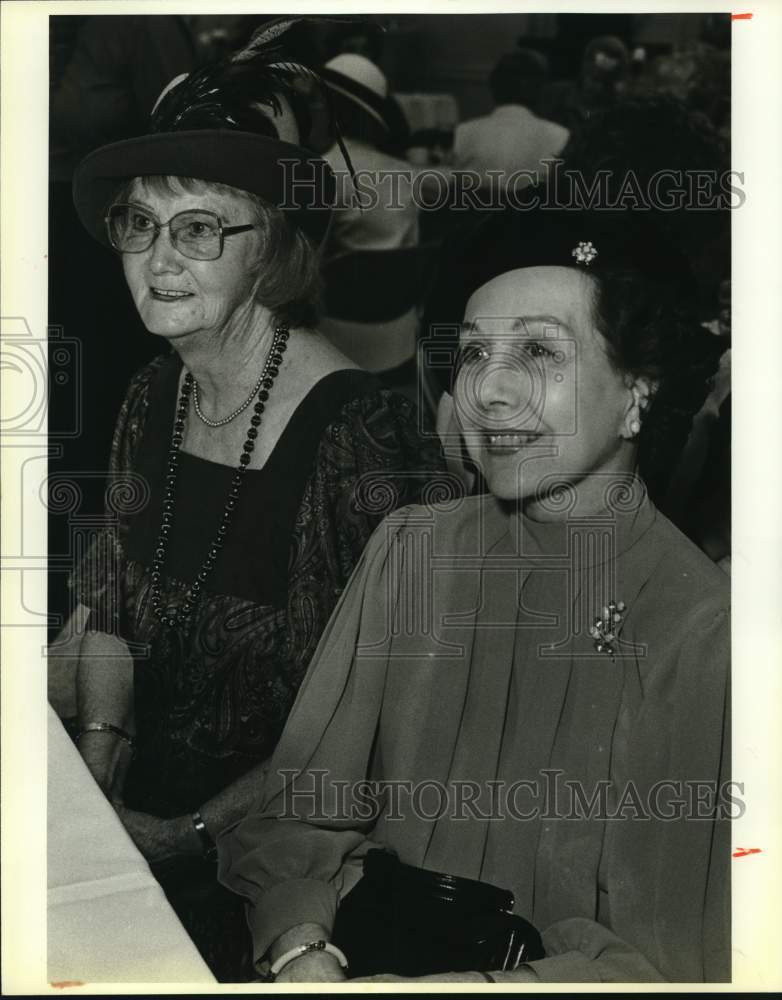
left=319, top=53, right=419, bottom=258
left=632, top=23, right=730, bottom=139
left=452, top=48, right=569, bottom=193
left=540, top=35, right=631, bottom=132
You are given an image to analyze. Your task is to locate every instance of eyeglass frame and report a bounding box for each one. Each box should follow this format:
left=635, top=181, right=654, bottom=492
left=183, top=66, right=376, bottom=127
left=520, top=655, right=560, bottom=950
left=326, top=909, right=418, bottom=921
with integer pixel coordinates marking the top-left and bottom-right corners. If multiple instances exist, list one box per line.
left=104, top=202, right=257, bottom=261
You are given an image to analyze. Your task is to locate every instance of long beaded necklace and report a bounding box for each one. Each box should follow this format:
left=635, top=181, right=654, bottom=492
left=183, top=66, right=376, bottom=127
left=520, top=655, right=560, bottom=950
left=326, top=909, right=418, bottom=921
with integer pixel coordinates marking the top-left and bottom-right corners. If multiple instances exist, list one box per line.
left=150, top=323, right=289, bottom=629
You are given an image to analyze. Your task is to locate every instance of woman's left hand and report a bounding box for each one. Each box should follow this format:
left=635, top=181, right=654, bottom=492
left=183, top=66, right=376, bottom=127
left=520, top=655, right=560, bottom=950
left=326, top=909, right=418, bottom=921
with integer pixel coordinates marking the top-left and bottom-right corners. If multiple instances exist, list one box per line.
left=113, top=805, right=196, bottom=864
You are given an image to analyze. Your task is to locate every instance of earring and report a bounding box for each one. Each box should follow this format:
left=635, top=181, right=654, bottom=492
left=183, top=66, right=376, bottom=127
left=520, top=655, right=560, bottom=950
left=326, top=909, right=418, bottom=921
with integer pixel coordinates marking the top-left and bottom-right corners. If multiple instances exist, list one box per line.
left=629, top=418, right=641, bottom=435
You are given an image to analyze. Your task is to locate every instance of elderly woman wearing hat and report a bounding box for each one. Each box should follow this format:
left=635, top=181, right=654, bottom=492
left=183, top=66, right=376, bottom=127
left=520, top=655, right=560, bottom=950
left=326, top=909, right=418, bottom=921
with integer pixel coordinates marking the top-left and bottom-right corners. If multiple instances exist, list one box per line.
left=218, top=196, right=730, bottom=983
left=66, top=22, right=447, bottom=981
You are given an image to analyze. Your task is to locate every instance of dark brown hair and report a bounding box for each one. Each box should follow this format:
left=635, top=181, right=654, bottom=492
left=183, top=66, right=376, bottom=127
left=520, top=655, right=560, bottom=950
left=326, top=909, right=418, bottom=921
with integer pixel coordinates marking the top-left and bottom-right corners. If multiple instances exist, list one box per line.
left=588, top=268, right=724, bottom=503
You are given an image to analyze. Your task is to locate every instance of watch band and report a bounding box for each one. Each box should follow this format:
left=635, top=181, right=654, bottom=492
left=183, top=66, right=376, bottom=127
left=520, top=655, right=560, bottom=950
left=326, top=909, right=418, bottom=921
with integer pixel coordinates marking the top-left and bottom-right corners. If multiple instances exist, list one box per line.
left=191, top=809, right=217, bottom=861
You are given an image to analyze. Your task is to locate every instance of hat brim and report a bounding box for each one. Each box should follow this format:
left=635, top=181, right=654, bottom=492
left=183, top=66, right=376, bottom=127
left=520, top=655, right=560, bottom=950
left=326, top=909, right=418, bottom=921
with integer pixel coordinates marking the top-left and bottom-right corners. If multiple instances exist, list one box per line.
left=321, top=67, right=394, bottom=133
left=72, top=130, right=336, bottom=246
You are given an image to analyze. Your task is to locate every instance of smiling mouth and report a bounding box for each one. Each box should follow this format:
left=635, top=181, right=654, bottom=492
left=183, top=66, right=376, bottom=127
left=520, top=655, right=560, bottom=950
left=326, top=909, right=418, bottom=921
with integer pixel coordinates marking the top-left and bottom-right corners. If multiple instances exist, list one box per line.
left=483, top=431, right=542, bottom=453
left=150, top=287, right=193, bottom=301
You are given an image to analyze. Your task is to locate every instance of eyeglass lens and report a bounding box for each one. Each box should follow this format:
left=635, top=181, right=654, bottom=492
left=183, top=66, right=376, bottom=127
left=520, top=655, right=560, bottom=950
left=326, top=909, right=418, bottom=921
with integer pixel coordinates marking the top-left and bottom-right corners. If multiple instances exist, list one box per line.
left=108, top=205, right=223, bottom=260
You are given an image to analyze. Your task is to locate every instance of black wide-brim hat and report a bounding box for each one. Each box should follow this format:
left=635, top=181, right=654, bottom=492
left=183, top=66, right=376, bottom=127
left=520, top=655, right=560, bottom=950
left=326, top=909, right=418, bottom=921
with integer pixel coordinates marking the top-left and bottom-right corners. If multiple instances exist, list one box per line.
left=73, top=130, right=336, bottom=247
left=72, top=19, right=347, bottom=247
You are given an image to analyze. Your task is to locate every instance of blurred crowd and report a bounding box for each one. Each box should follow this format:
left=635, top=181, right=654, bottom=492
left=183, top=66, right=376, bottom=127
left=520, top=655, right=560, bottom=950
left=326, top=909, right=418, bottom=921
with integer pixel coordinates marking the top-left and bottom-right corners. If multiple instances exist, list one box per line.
left=49, top=13, right=731, bottom=177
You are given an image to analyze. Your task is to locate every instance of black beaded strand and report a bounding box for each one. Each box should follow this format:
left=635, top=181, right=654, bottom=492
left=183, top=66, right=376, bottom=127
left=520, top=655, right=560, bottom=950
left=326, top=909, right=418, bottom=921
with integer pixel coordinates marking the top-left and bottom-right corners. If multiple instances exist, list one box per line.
left=149, top=325, right=289, bottom=628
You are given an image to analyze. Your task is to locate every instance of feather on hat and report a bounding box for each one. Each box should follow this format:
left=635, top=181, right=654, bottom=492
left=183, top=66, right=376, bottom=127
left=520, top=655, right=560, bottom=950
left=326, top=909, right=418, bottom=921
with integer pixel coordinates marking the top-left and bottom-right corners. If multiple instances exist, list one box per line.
left=73, top=17, right=358, bottom=246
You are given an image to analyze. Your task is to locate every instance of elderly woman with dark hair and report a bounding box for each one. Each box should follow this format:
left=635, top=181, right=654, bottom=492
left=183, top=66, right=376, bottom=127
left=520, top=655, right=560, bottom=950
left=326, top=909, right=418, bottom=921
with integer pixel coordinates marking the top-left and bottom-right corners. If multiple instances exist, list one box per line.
left=218, top=197, right=730, bottom=983
left=65, top=22, right=446, bottom=981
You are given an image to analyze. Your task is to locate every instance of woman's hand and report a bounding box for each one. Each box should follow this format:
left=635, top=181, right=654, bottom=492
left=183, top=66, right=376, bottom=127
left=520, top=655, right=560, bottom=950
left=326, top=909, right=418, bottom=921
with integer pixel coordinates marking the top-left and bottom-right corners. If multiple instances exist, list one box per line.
left=113, top=805, right=201, bottom=864
left=274, top=951, right=346, bottom=983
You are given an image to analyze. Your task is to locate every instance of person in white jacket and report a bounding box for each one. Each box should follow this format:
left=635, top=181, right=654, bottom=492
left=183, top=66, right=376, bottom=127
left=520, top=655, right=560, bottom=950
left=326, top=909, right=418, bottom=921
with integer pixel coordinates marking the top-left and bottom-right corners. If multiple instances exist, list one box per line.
left=453, top=49, right=569, bottom=194
left=320, top=53, right=420, bottom=258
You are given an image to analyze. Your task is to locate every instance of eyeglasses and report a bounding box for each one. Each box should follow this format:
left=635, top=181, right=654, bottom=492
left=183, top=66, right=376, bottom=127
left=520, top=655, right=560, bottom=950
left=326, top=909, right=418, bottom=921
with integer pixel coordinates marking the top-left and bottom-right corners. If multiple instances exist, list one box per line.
left=105, top=204, right=257, bottom=261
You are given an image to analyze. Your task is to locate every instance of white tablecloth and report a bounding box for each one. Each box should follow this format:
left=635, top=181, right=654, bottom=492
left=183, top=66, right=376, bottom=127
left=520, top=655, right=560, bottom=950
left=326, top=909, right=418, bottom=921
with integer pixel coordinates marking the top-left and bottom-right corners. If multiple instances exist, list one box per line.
left=47, top=705, right=216, bottom=983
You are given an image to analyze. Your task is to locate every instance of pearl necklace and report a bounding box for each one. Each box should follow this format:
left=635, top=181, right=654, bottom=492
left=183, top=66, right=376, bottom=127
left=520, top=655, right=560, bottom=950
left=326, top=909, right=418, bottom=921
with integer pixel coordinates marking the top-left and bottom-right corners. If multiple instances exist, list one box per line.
left=192, top=364, right=268, bottom=427
left=150, top=324, right=289, bottom=628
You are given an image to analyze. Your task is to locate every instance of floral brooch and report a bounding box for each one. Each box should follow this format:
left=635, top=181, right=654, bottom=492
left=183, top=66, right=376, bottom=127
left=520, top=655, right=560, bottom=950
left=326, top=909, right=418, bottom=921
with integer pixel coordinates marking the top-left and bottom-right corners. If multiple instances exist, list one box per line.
left=589, top=600, right=627, bottom=655
left=571, top=240, right=598, bottom=266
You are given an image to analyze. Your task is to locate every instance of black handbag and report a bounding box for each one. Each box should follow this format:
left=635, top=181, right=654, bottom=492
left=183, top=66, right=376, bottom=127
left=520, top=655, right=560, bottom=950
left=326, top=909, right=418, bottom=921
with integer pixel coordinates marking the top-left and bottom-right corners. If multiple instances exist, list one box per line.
left=331, top=849, right=544, bottom=979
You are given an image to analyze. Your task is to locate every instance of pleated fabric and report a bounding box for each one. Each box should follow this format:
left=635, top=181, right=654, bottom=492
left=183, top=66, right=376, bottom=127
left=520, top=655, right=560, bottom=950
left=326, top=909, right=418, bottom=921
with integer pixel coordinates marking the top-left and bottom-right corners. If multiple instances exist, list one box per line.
left=219, top=492, right=730, bottom=982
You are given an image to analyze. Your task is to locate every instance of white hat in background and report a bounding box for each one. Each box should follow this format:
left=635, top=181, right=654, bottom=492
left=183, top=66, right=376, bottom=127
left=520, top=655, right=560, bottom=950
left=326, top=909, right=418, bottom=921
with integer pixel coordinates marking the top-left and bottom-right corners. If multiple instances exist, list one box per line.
left=322, top=53, right=392, bottom=131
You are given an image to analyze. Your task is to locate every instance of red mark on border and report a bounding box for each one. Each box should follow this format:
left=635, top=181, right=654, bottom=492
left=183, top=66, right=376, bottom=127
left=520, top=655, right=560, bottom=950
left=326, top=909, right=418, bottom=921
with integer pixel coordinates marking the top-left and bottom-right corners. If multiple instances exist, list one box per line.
left=50, top=983, right=85, bottom=989
left=732, top=847, right=762, bottom=858
left=731, top=12, right=753, bottom=19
